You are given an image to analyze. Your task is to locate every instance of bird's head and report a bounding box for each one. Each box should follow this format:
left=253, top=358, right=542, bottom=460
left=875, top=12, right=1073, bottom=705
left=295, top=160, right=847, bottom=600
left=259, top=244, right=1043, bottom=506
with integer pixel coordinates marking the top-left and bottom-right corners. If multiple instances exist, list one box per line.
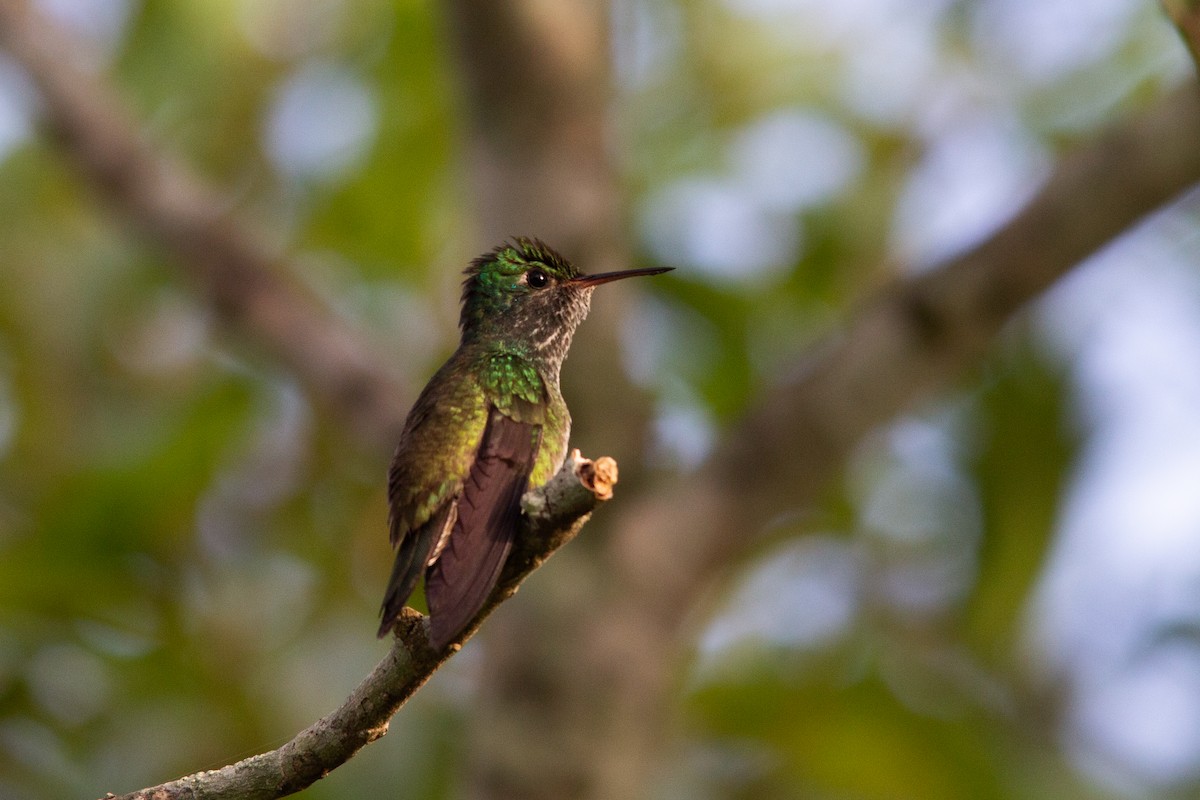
left=459, top=238, right=670, bottom=359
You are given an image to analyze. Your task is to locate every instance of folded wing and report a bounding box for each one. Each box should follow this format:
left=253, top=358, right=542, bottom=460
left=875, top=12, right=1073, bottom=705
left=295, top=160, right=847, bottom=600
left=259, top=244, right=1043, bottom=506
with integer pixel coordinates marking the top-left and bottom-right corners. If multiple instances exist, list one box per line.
left=425, top=406, right=540, bottom=650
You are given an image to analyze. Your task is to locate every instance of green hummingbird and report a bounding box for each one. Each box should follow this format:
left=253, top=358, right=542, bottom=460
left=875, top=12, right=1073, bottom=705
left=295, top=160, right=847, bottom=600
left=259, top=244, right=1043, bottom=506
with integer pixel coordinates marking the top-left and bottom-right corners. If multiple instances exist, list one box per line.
left=377, top=238, right=671, bottom=649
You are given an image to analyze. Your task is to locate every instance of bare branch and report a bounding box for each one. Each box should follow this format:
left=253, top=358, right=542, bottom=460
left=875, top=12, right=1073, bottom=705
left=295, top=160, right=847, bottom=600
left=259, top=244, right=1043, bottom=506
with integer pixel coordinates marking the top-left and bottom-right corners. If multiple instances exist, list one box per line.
left=100, top=452, right=615, bottom=800
left=0, top=0, right=407, bottom=443
left=619, top=86, right=1200, bottom=623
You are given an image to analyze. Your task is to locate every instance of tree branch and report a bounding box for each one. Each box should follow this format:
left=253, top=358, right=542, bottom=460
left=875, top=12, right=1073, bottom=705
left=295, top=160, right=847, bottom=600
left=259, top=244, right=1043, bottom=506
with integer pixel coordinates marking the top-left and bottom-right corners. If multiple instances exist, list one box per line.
left=100, top=452, right=617, bottom=800
left=0, top=0, right=407, bottom=444
left=622, top=88, right=1200, bottom=614
left=8, top=0, right=1200, bottom=796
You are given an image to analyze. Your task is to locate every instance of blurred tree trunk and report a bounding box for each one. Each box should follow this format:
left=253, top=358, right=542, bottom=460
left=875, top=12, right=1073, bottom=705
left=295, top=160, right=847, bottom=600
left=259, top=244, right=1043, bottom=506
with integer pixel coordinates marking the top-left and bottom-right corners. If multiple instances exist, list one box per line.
left=7, top=0, right=1200, bottom=797
left=443, top=2, right=661, bottom=798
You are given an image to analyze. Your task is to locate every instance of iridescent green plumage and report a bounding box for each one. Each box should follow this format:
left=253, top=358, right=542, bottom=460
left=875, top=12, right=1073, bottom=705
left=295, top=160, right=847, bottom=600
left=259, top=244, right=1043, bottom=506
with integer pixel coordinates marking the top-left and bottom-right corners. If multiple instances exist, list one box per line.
left=378, top=238, right=670, bottom=649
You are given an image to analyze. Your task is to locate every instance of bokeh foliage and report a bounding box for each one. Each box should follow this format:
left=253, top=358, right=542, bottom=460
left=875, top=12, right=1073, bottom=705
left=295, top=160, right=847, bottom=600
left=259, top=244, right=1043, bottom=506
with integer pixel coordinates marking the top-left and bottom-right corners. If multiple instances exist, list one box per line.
left=0, top=1, right=1196, bottom=798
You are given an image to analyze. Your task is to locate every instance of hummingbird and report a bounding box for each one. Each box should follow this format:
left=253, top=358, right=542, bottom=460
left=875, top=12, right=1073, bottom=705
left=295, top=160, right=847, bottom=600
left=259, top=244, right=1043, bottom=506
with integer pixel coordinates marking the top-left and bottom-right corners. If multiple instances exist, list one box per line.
left=377, top=238, right=671, bottom=649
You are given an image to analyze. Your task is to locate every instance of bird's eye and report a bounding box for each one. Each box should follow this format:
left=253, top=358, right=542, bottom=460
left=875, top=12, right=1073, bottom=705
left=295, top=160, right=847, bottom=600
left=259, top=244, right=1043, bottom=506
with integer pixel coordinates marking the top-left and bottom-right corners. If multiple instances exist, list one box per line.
left=527, top=269, right=549, bottom=289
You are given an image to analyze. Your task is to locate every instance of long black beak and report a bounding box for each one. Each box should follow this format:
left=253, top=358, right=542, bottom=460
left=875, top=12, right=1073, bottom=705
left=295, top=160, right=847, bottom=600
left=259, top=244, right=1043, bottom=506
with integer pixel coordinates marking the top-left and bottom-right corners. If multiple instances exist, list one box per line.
left=570, top=266, right=674, bottom=287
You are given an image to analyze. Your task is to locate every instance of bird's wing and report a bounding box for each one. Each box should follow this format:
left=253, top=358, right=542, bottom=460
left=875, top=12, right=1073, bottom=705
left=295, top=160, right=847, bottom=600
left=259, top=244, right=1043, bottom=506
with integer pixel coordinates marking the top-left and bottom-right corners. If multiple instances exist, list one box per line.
left=425, top=405, right=542, bottom=650
left=378, top=360, right=486, bottom=638
left=386, top=364, right=479, bottom=548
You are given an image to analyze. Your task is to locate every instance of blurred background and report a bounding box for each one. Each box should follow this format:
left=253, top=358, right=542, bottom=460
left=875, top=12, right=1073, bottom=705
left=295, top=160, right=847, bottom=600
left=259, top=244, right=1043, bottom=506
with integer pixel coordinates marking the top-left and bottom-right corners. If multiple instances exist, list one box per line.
left=0, top=0, right=1199, bottom=798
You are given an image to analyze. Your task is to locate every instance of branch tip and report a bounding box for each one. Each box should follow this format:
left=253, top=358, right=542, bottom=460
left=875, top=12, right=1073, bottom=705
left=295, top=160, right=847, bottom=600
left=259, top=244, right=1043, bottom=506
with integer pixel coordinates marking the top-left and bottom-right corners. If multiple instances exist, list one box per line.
left=575, top=454, right=618, bottom=501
